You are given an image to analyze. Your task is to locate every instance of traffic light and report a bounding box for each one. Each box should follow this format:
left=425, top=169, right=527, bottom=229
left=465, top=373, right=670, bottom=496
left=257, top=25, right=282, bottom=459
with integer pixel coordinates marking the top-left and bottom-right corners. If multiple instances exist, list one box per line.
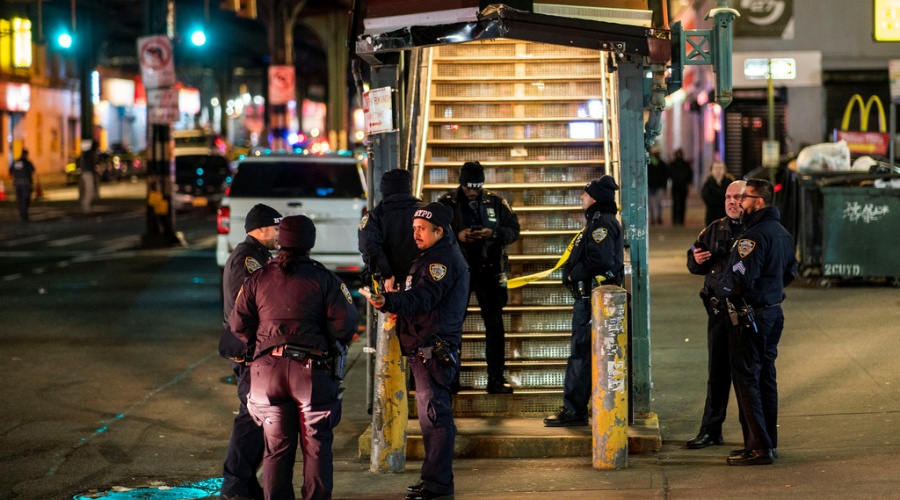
left=57, top=32, right=73, bottom=49
left=190, top=28, right=206, bottom=46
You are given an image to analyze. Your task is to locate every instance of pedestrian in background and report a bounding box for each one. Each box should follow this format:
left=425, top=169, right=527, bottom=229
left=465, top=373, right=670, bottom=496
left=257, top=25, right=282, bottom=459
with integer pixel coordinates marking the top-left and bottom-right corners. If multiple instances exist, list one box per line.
left=364, top=202, right=469, bottom=500
left=439, top=161, right=520, bottom=394
left=685, top=180, right=745, bottom=450
left=716, top=179, right=797, bottom=466
left=231, top=215, right=358, bottom=499
left=544, top=176, right=624, bottom=427
left=668, top=149, right=693, bottom=226
left=647, top=146, right=668, bottom=225
left=359, top=168, right=425, bottom=292
left=10, top=149, right=35, bottom=223
left=219, top=203, right=282, bottom=500
left=701, top=160, right=735, bottom=226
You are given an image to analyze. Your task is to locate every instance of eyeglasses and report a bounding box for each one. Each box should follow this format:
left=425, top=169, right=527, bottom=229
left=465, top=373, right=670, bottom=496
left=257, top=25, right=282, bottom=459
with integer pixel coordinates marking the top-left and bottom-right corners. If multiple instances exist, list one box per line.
left=740, top=194, right=762, bottom=200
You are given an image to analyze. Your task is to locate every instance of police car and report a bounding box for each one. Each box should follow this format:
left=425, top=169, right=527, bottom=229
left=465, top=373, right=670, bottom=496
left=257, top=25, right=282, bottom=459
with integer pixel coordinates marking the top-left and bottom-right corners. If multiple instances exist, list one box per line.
left=216, top=150, right=368, bottom=274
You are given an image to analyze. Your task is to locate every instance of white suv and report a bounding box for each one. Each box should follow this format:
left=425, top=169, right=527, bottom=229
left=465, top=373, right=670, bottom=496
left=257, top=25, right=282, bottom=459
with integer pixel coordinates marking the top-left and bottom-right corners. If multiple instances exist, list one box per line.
left=216, top=151, right=368, bottom=273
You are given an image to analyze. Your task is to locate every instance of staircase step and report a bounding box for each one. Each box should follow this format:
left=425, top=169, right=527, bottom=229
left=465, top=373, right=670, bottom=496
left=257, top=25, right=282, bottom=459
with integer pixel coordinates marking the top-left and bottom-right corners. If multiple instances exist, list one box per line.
left=411, top=389, right=564, bottom=417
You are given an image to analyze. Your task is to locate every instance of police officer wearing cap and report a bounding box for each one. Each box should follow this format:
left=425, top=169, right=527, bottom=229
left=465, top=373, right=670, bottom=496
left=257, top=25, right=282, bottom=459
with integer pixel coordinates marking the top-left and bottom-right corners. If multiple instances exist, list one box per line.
left=685, top=180, right=746, bottom=450
left=359, top=168, right=425, bottom=291
left=219, top=203, right=282, bottom=500
left=716, top=178, right=796, bottom=466
left=438, top=161, right=520, bottom=394
left=544, top=176, right=624, bottom=427
left=230, top=215, right=358, bottom=499
left=364, top=202, right=468, bottom=500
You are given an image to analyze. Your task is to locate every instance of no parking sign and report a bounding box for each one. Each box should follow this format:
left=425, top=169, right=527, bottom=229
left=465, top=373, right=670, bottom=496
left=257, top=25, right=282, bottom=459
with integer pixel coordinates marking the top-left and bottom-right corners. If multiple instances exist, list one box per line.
left=268, top=65, right=296, bottom=105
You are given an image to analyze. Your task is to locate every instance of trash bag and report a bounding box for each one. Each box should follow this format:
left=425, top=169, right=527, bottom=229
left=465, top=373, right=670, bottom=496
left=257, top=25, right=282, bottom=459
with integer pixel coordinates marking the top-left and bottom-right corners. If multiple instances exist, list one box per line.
left=796, top=141, right=851, bottom=172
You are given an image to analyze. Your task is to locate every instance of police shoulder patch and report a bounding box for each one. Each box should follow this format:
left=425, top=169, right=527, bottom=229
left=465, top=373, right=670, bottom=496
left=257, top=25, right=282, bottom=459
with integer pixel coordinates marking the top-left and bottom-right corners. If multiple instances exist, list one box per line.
left=359, top=213, right=369, bottom=231
left=737, top=239, right=756, bottom=258
left=244, top=257, right=262, bottom=273
left=429, top=263, right=448, bottom=281
left=340, top=283, right=353, bottom=304
left=592, top=227, right=608, bottom=243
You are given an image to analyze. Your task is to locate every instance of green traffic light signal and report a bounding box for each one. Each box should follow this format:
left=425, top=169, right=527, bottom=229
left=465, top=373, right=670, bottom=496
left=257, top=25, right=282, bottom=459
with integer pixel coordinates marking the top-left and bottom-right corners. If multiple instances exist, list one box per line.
left=57, top=32, right=73, bottom=49
left=190, top=29, right=206, bottom=47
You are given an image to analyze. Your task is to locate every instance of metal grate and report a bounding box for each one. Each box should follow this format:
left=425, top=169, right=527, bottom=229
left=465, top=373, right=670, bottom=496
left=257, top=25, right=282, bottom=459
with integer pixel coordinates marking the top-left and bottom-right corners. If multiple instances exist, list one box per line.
left=525, top=44, right=597, bottom=58
left=520, top=311, right=572, bottom=332
left=519, top=264, right=564, bottom=281
left=437, top=43, right=517, bottom=58
left=522, top=286, right=573, bottom=306
left=463, top=315, right=511, bottom=333
left=436, top=103, right=517, bottom=119
left=521, top=102, right=601, bottom=118
left=434, top=124, right=516, bottom=140
left=429, top=145, right=604, bottom=162
left=518, top=212, right=584, bottom=231
left=523, top=165, right=601, bottom=183
left=523, top=189, right=583, bottom=206
left=434, top=82, right=516, bottom=98
left=524, top=82, right=602, bottom=97
left=513, top=369, right=566, bottom=388
left=436, top=63, right=516, bottom=78
left=513, top=339, right=571, bottom=359
left=525, top=62, right=601, bottom=77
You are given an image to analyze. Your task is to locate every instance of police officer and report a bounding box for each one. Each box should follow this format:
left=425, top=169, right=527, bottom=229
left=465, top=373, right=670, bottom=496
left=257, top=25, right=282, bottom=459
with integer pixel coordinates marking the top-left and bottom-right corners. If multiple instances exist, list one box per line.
left=544, top=176, right=624, bottom=427
left=230, top=215, right=358, bottom=499
left=685, top=180, right=746, bottom=449
left=716, top=178, right=797, bottom=466
left=439, top=161, right=520, bottom=394
left=359, top=168, right=425, bottom=291
left=10, top=149, right=36, bottom=223
left=364, top=202, right=468, bottom=500
left=219, top=203, right=282, bottom=500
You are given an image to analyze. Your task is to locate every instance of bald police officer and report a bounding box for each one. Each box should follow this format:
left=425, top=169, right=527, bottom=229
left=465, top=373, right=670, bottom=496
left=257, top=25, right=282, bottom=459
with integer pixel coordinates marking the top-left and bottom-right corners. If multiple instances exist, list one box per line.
left=219, top=203, right=282, bottom=500
left=364, top=202, right=469, bottom=500
left=230, top=215, right=358, bottom=499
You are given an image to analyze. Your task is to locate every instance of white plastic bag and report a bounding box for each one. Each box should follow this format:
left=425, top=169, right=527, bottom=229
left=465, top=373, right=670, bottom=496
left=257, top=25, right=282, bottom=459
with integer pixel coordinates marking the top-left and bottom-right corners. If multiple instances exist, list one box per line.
left=796, top=141, right=851, bottom=172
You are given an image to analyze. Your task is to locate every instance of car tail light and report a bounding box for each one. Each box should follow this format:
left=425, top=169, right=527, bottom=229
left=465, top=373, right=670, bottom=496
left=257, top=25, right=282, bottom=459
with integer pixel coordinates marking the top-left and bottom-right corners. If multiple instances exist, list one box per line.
left=361, top=207, right=367, bottom=217
left=217, top=206, right=231, bottom=234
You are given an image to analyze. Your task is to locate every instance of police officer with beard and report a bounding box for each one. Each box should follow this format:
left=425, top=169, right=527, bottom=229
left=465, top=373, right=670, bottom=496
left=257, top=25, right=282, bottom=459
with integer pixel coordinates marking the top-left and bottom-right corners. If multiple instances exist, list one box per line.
left=364, top=202, right=469, bottom=500
left=359, top=168, right=425, bottom=292
left=545, top=176, right=624, bottom=427
left=230, top=215, right=358, bottom=499
left=685, top=180, right=745, bottom=450
left=716, top=178, right=797, bottom=466
left=439, top=161, right=520, bottom=394
left=219, top=203, right=282, bottom=500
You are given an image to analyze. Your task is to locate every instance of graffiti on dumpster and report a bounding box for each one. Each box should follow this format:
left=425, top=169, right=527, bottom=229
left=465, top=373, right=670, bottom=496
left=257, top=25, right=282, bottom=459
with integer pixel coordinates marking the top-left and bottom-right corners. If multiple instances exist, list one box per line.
left=842, top=201, right=889, bottom=223
left=824, top=263, right=861, bottom=276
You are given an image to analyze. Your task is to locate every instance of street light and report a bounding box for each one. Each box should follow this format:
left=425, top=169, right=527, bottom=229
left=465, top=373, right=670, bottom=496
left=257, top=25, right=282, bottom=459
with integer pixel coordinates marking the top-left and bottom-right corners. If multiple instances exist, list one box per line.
left=57, top=31, right=73, bottom=48
left=190, top=28, right=206, bottom=46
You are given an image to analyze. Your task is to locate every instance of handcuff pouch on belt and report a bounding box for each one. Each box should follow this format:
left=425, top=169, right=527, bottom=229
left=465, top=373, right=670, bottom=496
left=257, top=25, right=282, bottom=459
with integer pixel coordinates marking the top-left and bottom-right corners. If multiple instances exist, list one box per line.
left=331, top=341, right=348, bottom=380
left=418, top=337, right=458, bottom=367
left=725, top=298, right=758, bottom=333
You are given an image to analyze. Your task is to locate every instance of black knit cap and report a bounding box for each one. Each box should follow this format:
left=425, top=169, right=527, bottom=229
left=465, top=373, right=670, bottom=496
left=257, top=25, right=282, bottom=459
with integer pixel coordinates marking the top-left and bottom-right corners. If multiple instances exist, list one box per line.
left=379, top=168, right=412, bottom=196
left=244, top=203, right=283, bottom=232
left=277, top=215, right=316, bottom=250
left=584, top=175, right=619, bottom=203
left=413, top=202, right=453, bottom=230
left=459, top=161, right=485, bottom=188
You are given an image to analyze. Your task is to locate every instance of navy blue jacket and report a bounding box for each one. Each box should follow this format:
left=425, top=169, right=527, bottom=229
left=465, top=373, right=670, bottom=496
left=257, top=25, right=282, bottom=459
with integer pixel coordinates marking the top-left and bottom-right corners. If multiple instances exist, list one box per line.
left=381, top=235, right=470, bottom=355
left=439, top=188, right=519, bottom=276
left=715, top=207, right=797, bottom=307
left=358, top=193, right=425, bottom=282
left=219, top=235, right=273, bottom=359
left=687, top=216, right=742, bottom=298
left=564, top=203, right=624, bottom=289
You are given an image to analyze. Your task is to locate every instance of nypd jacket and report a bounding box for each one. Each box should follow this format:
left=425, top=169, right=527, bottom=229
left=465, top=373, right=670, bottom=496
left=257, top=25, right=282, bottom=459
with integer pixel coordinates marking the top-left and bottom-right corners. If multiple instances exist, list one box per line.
left=439, top=188, right=520, bottom=276
left=229, top=256, right=358, bottom=358
left=358, top=193, right=425, bottom=282
left=715, top=207, right=797, bottom=307
left=687, top=216, right=742, bottom=298
left=219, top=235, right=273, bottom=359
left=564, top=203, right=624, bottom=290
left=380, top=235, right=470, bottom=355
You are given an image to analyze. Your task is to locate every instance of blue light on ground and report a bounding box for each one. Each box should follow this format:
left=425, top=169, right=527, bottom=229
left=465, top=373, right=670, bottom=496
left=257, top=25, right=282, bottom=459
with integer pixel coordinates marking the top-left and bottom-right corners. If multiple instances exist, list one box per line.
left=73, top=477, right=222, bottom=499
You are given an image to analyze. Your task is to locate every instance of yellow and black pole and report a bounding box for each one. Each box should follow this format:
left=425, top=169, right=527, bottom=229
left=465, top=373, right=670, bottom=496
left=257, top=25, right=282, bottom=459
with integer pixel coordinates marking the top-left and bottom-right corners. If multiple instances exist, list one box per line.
left=591, top=284, right=629, bottom=469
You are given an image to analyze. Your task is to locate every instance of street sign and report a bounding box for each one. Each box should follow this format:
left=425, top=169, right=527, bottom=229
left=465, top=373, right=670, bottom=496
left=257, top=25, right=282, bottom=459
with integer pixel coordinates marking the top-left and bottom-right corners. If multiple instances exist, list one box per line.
left=762, top=140, right=780, bottom=168
left=147, top=88, right=179, bottom=124
left=137, top=35, right=176, bottom=89
left=268, top=65, right=296, bottom=105
left=363, top=86, right=394, bottom=134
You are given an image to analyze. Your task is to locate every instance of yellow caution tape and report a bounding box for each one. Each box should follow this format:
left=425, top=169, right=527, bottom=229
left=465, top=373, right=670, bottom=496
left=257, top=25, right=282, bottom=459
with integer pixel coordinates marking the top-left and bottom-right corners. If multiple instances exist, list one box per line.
left=507, top=231, right=582, bottom=289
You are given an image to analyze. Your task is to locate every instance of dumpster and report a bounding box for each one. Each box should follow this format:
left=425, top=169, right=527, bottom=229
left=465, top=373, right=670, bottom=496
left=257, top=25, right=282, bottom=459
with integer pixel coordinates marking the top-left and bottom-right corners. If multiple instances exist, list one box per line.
left=818, top=184, right=900, bottom=288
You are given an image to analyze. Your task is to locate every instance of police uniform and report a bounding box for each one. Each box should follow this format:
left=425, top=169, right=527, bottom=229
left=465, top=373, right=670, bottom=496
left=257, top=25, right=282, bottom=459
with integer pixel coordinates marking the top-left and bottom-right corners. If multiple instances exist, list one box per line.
left=380, top=206, right=469, bottom=499
left=716, top=206, right=796, bottom=461
left=358, top=169, right=425, bottom=284
left=10, top=152, right=35, bottom=223
left=230, top=215, right=358, bottom=500
left=546, top=177, right=623, bottom=427
left=439, top=163, right=520, bottom=391
left=685, top=216, right=742, bottom=446
left=220, top=234, right=274, bottom=500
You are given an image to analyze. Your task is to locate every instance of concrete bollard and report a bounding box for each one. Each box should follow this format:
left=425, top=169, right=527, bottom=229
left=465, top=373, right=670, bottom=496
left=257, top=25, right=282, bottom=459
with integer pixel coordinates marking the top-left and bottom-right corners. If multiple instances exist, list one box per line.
left=591, top=285, right=628, bottom=469
left=370, top=311, right=409, bottom=472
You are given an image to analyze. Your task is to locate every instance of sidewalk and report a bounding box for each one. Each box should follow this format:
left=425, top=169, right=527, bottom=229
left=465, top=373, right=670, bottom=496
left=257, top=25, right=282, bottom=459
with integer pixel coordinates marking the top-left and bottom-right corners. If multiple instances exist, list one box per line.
left=331, top=196, right=900, bottom=499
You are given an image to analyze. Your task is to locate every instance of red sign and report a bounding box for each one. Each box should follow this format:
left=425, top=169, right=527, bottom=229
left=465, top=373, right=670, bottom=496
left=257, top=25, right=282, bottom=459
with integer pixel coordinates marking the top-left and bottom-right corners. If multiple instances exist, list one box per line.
left=268, top=65, right=296, bottom=105
left=834, top=130, right=890, bottom=156
left=137, top=35, right=176, bottom=89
